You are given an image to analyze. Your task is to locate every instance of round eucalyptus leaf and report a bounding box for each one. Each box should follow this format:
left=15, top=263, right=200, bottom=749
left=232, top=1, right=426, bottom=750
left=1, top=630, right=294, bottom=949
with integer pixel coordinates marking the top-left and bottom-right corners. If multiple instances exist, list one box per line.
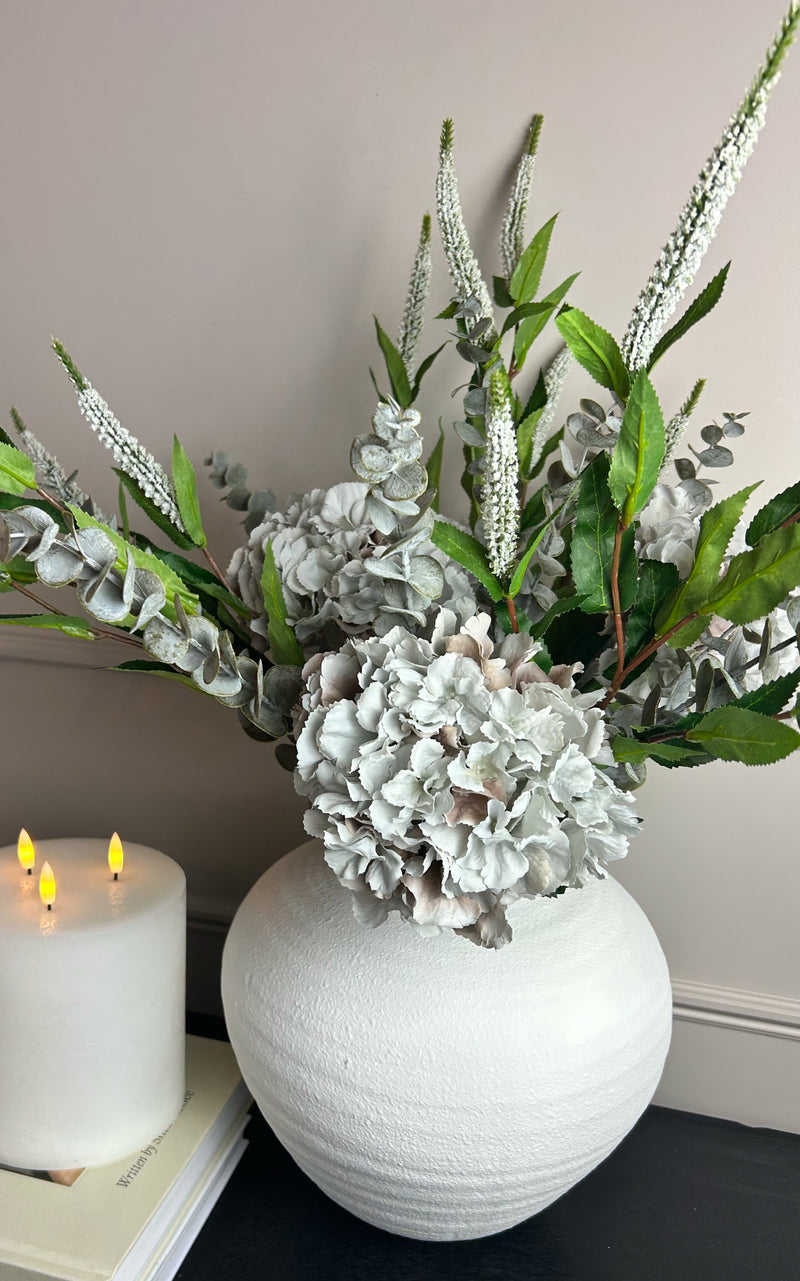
left=722, top=420, right=746, bottom=438
left=674, top=458, right=696, bottom=481
left=695, top=444, right=734, bottom=468
left=453, top=419, right=485, bottom=447
left=700, top=423, right=724, bottom=445
left=579, top=398, right=606, bottom=423
left=382, top=462, right=427, bottom=502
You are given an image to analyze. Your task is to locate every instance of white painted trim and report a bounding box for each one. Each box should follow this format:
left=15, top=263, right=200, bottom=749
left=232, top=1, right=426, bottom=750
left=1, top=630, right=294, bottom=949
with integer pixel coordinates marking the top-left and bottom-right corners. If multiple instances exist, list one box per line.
left=0, top=628, right=125, bottom=668
left=671, top=977, right=800, bottom=1042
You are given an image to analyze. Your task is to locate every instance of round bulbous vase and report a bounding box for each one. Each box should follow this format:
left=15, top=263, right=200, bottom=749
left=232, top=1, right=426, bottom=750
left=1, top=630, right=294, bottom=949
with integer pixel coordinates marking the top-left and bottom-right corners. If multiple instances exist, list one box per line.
left=221, top=840, right=672, bottom=1242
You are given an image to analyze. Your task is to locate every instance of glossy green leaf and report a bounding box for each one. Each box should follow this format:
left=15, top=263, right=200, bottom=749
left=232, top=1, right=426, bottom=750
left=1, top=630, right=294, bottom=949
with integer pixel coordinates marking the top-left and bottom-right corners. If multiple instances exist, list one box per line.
left=509, top=214, right=558, bottom=304
left=430, top=520, right=503, bottom=601
left=111, top=659, right=206, bottom=692
left=647, top=263, right=731, bottom=371
left=410, top=343, right=447, bottom=404
left=531, top=592, right=587, bottom=640
left=260, top=539, right=304, bottom=666
left=706, top=523, right=800, bottom=625
left=624, top=560, right=680, bottom=664
left=746, top=480, right=800, bottom=547
left=612, top=736, right=708, bottom=766
left=113, top=469, right=195, bottom=551
left=0, top=442, right=36, bottom=497
left=500, top=301, right=554, bottom=340
left=0, top=612, right=95, bottom=639
left=516, top=409, right=544, bottom=478
left=508, top=506, right=560, bottom=598
left=425, top=429, right=445, bottom=513
left=608, top=370, right=665, bottom=527
left=571, top=454, right=637, bottom=613
left=492, top=275, right=515, bottom=308
left=171, top=436, right=207, bottom=548
left=514, top=273, right=580, bottom=370
left=554, top=307, right=630, bottom=400
left=656, top=484, right=760, bottom=635
left=685, top=705, right=800, bottom=765
left=374, top=317, right=412, bottom=408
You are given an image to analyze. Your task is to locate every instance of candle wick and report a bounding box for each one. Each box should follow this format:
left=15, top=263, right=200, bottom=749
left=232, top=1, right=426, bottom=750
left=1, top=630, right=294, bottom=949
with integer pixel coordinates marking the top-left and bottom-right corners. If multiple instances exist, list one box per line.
left=27, top=868, right=32, bottom=876
left=47, top=903, right=52, bottom=911
left=113, top=872, right=119, bottom=881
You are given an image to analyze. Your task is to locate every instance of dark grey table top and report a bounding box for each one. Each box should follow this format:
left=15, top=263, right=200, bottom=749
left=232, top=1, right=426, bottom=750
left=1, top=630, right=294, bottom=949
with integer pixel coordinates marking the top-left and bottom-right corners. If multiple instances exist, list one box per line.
left=179, top=1016, right=800, bottom=1281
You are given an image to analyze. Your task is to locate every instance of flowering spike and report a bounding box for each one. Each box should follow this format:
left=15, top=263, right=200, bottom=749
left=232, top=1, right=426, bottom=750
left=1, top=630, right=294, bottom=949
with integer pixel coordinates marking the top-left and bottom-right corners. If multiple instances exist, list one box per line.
left=622, top=3, right=799, bottom=373
left=435, top=120, right=495, bottom=335
left=11, top=405, right=97, bottom=512
left=397, top=213, right=432, bottom=378
left=53, top=342, right=185, bottom=531
left=662, top=377, right=706, bottom=471
left=482, top=368, right=519, bottom=581
left=528, top=346, right=572, bottom=474
left=499, top=113, right=544, bottom=282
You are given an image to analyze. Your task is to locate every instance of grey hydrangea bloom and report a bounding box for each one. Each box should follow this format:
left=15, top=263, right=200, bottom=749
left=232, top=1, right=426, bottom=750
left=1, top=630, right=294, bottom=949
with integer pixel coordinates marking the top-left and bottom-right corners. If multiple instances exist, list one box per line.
left=293, top=611, right=640, bottom=949
left=227, top=481, right=477, bottom=656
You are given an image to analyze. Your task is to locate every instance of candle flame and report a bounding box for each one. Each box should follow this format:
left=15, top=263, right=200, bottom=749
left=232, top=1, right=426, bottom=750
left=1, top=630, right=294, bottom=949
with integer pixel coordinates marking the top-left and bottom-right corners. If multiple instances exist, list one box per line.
left=108, top=832, right=124, bottom=877
left=17, top=829, right=35, bottom=872
left=39, top=860, right=56, bottom=908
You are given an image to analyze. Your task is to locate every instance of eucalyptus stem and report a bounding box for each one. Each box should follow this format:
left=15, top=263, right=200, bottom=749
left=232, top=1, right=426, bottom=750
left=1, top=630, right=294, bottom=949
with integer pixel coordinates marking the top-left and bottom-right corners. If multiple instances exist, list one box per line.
left=7, top=580, right=145, bottom=651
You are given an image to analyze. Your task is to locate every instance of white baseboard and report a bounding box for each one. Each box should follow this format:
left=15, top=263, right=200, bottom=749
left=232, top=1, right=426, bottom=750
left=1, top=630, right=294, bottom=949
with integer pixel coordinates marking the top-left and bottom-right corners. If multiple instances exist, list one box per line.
left=671, top=978, right=800, bottom=1041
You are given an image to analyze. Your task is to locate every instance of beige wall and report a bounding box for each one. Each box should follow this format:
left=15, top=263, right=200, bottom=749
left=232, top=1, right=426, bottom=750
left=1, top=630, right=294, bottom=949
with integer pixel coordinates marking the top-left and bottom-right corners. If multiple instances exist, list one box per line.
left=1, top=0, right=799, bottom=1109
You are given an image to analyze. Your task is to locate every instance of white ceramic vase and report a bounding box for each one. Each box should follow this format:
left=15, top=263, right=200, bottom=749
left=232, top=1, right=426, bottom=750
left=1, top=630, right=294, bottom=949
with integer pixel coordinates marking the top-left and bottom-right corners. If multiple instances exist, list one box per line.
left=221, top=839, right=672, bottom=1241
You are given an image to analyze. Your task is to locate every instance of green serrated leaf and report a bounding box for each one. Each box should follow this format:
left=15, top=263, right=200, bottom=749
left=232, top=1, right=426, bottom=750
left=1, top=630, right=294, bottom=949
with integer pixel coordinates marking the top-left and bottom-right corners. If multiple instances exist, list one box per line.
left=516, top=409, right=543, bottom=478
left=706, top=523, right=800, bottom=625
left=374, top=317, right=412, bottom=408
left=514, top=273, right=580, bottom=371
left=608, top=370, right=665, bottom=526
left=733, top=669, right=800, bottom=717
left=69, top=506, right=199, bottom=621
left=624, top=560, right=681, bottom=664
left=430, top=520, right=503, bottom=601
left=612, top=736, right=708, bottom=766
left=171, top=436, right=207, bottom=548
left=500, top=301, right=554, bottom=340
left=656, top=484, right=761, bottom=637
left=665, top=615, right=712, bottom=649
left=685, top=705, right=800, bottom=765
left=508, top=506, right=560, bottom=598
left=492, top=275, right=515, bottom=308
left=0, top=442, right=36, bottom=497
left=571, top=454, right=637, bottom=613
left=130, top=537, right=249, bottom=618
left=0, top=612, right=95, bottom=639
left=110, top=658, right=207, bottom=692
left=509, top=214, right=558, bottom=304
left=746, top=480, right=800, bottom=547
left=435, top=300, right=459, bottom=321
left=410, top=343, right=447, bottom=404
left=113, top=469, right=195, bottom=550
left=647, top=264, right=730, bottom=372
left=425, top=429, right=445, bottom=514
left=531, top=592, right=587, bottom=640
left=260, top=539, right=304, bottom=666
left=554, top=307, right=630, bottom=400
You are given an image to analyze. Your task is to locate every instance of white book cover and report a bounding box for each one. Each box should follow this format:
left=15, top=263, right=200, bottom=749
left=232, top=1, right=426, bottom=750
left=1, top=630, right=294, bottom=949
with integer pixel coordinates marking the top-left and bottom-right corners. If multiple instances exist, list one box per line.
left=0, top=1037, right=250, bottom=1281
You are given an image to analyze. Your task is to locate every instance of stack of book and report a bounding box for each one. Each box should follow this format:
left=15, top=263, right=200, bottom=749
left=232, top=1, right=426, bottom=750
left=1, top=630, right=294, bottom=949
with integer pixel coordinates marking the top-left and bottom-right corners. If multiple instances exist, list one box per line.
left=0, top=1036, right=250, bottom=1281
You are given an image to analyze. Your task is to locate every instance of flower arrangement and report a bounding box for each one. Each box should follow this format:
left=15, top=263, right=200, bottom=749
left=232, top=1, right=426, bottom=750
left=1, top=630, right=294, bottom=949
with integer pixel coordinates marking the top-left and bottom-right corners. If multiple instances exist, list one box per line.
left=2, top=5, right=800, bottom=947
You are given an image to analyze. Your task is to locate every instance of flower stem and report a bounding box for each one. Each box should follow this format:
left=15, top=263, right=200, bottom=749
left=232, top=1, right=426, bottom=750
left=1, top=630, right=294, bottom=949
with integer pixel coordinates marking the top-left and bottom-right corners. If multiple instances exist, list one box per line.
left=610, top=521, right=626, bottom=691
left=599, top=612, right=700, bottom=709
left=504, top=595, right=520, bottom=634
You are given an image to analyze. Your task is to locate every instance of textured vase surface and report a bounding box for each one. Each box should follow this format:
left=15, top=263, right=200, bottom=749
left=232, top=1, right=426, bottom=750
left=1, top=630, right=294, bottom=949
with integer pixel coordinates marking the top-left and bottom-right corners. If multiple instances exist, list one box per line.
left=221, top=839, right=672, bottom=1241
